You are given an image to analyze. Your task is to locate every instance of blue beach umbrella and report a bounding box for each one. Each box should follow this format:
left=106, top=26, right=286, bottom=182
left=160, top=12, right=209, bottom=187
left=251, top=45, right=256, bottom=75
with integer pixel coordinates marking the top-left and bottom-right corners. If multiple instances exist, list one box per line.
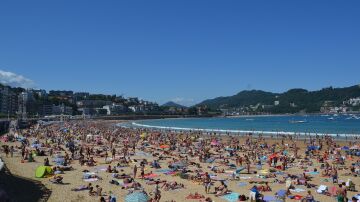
left=125, top=192, right=149, bottom=202
left=341, top=146, right=349, bottom=151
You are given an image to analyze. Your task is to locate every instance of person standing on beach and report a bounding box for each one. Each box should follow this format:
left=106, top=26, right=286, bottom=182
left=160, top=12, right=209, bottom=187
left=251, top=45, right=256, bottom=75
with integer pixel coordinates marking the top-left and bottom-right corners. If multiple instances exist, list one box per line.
left=133, top=164, right=138, bottom=178
left=10, top=146, right=14, bottom=157
left=104, top=151, right=108, bottom=162
left=140, top=164, right=145, bottom=179
left=112, top=148, right=116, bottom=159
left=203, top=172, right=212, bottom=194
left=332, top=166, right=338, bottom=184
left=4, top=145, right=9, bottom=157
left=246, top=158, right=251, bottom=174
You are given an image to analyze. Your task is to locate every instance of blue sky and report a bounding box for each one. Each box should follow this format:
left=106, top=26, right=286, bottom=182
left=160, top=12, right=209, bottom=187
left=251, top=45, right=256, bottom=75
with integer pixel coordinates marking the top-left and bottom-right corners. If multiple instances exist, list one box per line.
left=0, top=1, right=359, bottom=106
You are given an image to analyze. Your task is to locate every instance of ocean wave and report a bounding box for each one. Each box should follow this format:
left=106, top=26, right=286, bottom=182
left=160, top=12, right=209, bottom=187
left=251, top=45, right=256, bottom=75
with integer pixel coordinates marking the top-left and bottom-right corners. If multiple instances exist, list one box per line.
left=126, top=122, right=358, bottom=137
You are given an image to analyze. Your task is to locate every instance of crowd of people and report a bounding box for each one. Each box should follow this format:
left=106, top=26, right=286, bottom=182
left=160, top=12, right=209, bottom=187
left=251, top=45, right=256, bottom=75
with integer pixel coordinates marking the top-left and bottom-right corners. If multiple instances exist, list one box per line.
left=1, top=119, right=360, bottom=202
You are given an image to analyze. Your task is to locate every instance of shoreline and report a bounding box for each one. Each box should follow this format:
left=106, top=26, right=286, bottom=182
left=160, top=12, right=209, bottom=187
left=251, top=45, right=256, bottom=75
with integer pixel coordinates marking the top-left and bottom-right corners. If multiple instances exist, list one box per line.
left=118, top=116, right=360, bottom=138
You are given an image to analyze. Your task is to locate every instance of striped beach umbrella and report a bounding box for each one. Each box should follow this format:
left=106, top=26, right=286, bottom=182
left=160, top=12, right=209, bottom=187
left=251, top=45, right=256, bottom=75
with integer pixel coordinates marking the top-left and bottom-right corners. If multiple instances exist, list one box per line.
left=125, top=192, right=149, bottom=202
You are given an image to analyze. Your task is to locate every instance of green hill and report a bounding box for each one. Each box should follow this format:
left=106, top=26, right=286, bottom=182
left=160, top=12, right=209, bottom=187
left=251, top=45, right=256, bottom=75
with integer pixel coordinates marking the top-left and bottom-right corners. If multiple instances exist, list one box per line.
left=197, top=84, right=360, bottom=113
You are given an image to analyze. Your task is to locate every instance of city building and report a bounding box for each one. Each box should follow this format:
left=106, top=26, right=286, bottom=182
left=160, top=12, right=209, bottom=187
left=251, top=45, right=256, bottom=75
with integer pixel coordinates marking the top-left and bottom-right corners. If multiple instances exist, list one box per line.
left=0, top=86, right=18, bottom=116
left=49, top=90, right=74, bottom=97
left=76, top=100, right=112, bottom=108
left=103, top=104, right=126, bottom=115
left=17, top=90, right=36, bottom=119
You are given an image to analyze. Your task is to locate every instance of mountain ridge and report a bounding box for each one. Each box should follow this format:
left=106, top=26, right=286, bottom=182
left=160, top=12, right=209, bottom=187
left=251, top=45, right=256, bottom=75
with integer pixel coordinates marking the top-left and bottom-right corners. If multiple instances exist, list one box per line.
left=196, top=85, right=360, bottom=113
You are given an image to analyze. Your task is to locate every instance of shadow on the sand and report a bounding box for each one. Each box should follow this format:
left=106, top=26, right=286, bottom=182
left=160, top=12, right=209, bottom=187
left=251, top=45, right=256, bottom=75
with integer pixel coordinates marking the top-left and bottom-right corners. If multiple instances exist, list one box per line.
left=0, top=165, right=51, bottom=202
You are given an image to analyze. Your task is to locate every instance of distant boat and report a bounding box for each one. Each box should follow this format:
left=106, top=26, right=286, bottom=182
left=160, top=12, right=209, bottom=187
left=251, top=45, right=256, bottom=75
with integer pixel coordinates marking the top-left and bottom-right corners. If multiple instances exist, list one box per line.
left=328, top=117, right=335, bottom=120
left=289, top=120, right=307, bottom=124
left=321, top=114, right=330, bottom=117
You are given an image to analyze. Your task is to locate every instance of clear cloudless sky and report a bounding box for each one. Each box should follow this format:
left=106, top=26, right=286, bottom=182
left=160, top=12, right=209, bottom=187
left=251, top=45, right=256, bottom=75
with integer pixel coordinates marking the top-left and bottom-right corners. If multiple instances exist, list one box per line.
left=0, top=0, right=359, bottom=106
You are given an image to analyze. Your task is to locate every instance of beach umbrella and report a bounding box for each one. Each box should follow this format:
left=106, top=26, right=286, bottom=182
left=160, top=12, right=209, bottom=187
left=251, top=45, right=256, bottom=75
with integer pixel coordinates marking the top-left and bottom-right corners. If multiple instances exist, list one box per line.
left=159, top=144, right=170, bottom=149
left=307, top=146, right=317, bottom=151
left=125, top=192, right=149, bottom=202
left=341, top=146, right=350, bottom=151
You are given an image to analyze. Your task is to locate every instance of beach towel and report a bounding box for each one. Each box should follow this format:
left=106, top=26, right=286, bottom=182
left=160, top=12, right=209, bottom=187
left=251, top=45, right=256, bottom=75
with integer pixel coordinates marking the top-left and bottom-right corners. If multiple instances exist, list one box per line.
left=154, top=169, right=172, bottom=173
left=263, top=195, right=278, bottom=202
left=306, top=171, right=319, bottom=175
left=275, top=171, right=285, bottom=175
left=221, top=193, right=239, bottom=202
left=317, top=185, right=327, bottom=194
left=329, top=186, right=338, bottom=196
left=143, top=173, right=158, bottom=179
left=84, top=178, right=98, bottom=182
left=206, top=157, right=215, bottom=163
left=240, top=176, right=252, bottom=180
left=96, top=166, right=108, bottom=171
left=290, top=188, right=306, bottom=193
left=276, top=190, right=287, bottom=198
left=238, top=182, right=247, bottom=187
left=135, top=152, right=151, bottom=157
left=236, top=167, right=245, bottom=173
left=83, top=172, right=97, bottom=179
left=164, top=171, right=178, bottom=175
left=210, top=176, right=225, bottom=181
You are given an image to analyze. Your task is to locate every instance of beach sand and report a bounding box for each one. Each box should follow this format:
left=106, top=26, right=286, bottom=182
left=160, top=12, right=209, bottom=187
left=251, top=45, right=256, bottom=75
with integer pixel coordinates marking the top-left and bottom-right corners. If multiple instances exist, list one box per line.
left=1, top=120, right=359, bottom=202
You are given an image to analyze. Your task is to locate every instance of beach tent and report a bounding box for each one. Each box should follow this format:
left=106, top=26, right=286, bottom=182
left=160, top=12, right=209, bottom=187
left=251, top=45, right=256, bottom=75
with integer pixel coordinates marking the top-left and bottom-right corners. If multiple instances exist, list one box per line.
left=35, top=166, right=53, bottom=178
left=125, top=192, right=149, bottom=202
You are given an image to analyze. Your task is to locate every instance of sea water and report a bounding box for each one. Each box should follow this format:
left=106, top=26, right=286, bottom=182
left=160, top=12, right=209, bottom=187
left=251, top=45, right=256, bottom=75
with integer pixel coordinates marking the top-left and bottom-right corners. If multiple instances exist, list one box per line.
left=126, top=114, right=360, bottom=136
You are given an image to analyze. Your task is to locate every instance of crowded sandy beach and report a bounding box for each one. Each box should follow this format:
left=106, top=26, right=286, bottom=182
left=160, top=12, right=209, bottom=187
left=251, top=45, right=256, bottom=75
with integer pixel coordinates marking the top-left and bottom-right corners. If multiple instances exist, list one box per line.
left=1, top=119, right=360, bottom=202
